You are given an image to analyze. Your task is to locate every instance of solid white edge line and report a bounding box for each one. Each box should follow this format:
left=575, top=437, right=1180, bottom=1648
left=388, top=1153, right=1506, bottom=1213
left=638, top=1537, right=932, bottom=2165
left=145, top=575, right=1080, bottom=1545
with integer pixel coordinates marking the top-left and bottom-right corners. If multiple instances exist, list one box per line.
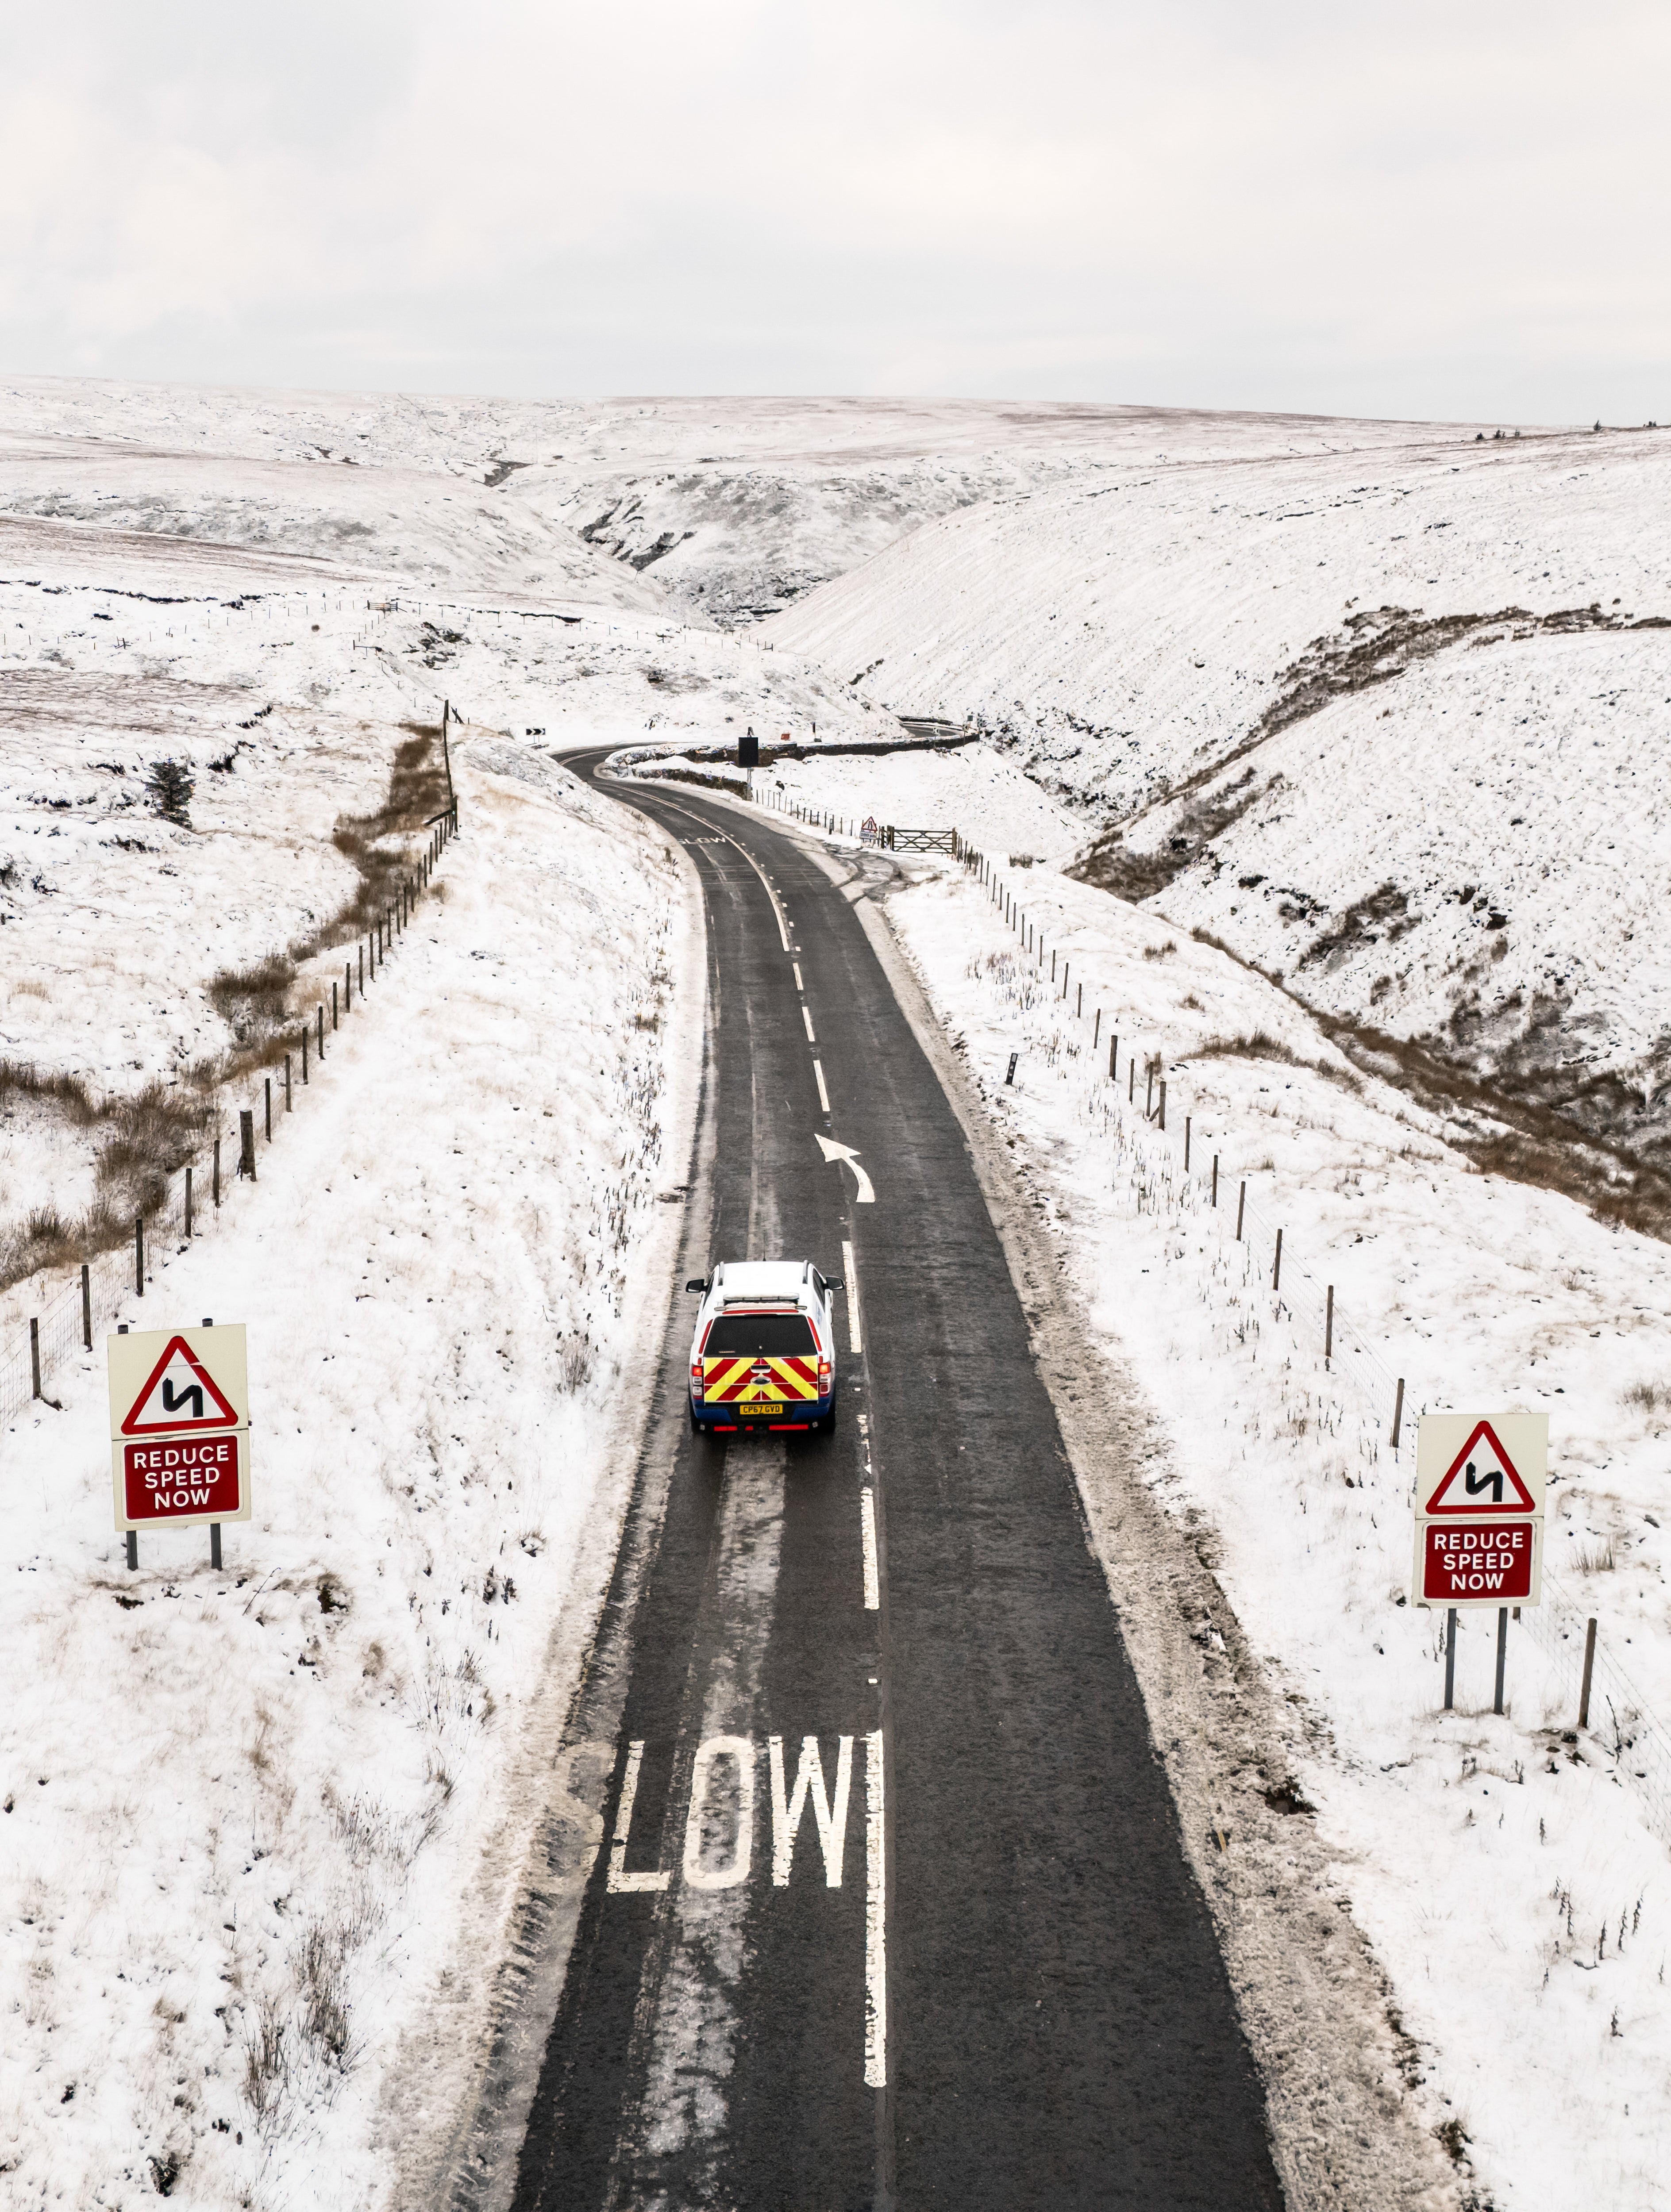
left=865, top=1729, right=887, bottom=2087
left=815, top=1060, right=832, bottom=1114
left=803, top=1004, right=816, bottom=1044
left=841, top=1237, right=861, bottom=1351
left=860, top=1486, right=879, bottom=1610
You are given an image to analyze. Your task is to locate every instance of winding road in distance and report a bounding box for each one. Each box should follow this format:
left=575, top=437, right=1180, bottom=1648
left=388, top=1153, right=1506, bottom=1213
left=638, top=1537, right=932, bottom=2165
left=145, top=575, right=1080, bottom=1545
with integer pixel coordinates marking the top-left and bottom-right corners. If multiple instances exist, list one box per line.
left=493, top=753, right=1283, bottom=2211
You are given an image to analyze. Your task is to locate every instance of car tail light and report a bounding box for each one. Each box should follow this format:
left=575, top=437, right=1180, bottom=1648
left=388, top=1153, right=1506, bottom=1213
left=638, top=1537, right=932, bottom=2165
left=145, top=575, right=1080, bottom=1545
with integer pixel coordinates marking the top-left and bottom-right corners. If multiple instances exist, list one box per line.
left=817, top=1358, right=832, bottom=1383
left=690, top=1359, right=703, bottom=1389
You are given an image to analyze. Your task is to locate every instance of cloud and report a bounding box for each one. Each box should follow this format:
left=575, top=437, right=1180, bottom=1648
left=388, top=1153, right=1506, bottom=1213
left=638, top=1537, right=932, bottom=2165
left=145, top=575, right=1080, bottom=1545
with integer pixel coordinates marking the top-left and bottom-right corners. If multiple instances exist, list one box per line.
left=0, top=0, right=1666, bottom=417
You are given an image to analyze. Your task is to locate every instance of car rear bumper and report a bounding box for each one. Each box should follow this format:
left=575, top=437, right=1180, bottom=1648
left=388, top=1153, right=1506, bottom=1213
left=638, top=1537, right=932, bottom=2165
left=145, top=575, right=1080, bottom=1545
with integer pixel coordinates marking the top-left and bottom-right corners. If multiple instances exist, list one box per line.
left=694, top=1392, right=832, bottom=1432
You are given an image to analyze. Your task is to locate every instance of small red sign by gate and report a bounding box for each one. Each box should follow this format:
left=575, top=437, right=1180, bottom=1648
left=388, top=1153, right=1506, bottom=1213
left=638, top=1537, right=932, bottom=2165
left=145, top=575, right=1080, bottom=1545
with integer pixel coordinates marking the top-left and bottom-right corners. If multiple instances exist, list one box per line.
left=1419, top=1519, right=1538, bottom=1605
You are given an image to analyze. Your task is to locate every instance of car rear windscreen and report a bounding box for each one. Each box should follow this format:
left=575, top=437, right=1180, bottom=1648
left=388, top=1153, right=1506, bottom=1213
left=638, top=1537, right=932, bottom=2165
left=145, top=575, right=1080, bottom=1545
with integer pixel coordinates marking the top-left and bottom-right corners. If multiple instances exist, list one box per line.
left=705, top=1313, right=817, bottom=1357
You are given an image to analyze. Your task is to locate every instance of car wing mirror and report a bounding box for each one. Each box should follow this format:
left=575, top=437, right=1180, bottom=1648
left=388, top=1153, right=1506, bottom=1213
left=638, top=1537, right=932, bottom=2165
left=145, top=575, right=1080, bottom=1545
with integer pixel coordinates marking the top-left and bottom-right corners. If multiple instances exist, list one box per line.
left=825, top=1278, right=844, bottom=1292
left=685, top=1278, right=709, bottom=1293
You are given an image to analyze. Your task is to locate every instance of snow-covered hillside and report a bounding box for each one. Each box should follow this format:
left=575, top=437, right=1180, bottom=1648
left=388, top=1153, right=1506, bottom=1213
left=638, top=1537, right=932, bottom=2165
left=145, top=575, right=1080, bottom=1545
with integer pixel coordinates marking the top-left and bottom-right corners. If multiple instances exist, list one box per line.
left=0, top=376, right=1476, bottom=627
left=5, top=373, right=1668, bottom=2212
left=765, top=429, right=1671, bottom=1221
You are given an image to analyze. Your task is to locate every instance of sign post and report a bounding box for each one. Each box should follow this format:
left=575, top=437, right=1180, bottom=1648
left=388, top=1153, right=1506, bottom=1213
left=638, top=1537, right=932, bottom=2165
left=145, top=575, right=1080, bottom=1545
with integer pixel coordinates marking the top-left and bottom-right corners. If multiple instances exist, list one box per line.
left=1413, top=1414, right=1546, bottom=1714
left=108, top=1321, right=251, bottom=1569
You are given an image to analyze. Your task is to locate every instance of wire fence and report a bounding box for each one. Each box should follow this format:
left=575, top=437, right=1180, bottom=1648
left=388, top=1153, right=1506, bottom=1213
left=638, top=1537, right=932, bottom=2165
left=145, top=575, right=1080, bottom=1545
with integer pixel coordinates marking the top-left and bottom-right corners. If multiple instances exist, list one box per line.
left=3, top=803, right=460, bottom=1441
left=960, top=840, right=1671, bottom=1851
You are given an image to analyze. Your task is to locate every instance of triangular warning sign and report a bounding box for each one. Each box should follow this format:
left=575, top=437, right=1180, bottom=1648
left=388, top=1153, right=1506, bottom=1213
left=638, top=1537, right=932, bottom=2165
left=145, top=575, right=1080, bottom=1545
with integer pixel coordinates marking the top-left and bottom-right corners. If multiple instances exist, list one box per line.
left=1423, top=1420, right=1537, bottom=1515
left=119, top=1335, right=240, bottom=1435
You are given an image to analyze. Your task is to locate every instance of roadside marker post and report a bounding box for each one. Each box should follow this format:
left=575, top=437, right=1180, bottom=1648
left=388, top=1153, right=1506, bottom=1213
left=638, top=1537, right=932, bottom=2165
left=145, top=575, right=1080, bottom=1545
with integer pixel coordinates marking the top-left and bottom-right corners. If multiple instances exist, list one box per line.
left=108, top=1321, right=253, bottom=1569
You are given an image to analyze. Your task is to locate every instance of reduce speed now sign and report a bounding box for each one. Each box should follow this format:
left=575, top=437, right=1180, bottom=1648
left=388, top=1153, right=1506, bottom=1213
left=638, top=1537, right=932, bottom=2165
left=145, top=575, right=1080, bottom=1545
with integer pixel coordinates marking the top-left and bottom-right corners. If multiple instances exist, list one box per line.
left=1413, top=1413, right=1546, bottom=1609
left=107, top=1325, right=252, bottom=1531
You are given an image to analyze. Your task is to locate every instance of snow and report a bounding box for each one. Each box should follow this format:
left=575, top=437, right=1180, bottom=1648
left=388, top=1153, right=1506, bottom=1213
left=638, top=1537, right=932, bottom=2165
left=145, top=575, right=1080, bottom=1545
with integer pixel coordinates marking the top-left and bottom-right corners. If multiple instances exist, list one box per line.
left=869, top=829, right=1671, bottom=2210
left=752, top=739, right=1083, bottom=862
left=0, top=375, right=1482, bottom=627
left=5, top=373, right=1671, bottom=2208
left=764, top=429, right=1671, bottom=1160
left=0, top=734, right=702, bottom=2207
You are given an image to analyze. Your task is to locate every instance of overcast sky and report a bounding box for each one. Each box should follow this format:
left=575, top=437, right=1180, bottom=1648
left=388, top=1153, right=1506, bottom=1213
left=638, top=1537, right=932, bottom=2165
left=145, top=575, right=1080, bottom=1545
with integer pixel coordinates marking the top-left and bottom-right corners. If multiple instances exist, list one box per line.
left=2, top=1, right=1666, bottom=422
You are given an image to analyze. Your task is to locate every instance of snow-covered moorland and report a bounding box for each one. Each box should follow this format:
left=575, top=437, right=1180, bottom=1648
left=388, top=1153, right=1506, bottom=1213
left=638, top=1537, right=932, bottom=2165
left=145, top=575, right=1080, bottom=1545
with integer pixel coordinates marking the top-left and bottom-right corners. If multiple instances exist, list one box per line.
left=5, top=371, right=1670, bottom=2210
left=766, top=429, right=1671, bottom=1231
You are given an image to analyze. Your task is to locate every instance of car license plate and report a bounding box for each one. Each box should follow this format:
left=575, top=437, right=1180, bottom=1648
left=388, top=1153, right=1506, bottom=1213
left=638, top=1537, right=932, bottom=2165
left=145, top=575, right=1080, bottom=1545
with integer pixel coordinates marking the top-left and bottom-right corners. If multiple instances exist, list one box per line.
left=737, top=1401, right=781, bottom=1416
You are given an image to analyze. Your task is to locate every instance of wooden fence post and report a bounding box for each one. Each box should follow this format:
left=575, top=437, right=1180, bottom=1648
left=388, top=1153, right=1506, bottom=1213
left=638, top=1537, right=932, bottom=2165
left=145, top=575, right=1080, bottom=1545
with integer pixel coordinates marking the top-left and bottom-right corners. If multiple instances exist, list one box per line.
left=1325, top=1285, right=1334, bottom=1365
left=317, top=1004, right=325, bottom=1060
left=1093, top=1008, right=1101, bottom=1049
left=1236, top=1181, right=1246, bottom=1240
left=285, top=1054, right=293, bottom=1112
left=301, top=1026, right=309, bottom=1084
left=1109, top=1033, right=1116, bottom=1079
left=1579, top=1618, right=1598, bottom=1728
left=81, top=1264, right=92, bottom=1351
left=239, top=1110, right=256, bottom=1182
left=135, top=1214, right=144, bottom=1296
left=1391, top=1376, right=1405, bottom=1448
left=30, top=1317, right=41, bottom=1399
left=1159, top=1080, right=1166, bottom=1130
left=1211, top=1154, right=1220, bottom=1205
left=1184, top=1115, right=1190, bottom=1170
left=1077, top=983, right=1083, bottom=1018
left=185, top=1166, right=193, bottom=1238
left=332, top=982, right=339, bottom=1031
left=213, top=1137, right=221, bottom=1207
left=265, top=1077, right=272, bottom=1140
left=1273, top=1228, right=1283, bottom=1291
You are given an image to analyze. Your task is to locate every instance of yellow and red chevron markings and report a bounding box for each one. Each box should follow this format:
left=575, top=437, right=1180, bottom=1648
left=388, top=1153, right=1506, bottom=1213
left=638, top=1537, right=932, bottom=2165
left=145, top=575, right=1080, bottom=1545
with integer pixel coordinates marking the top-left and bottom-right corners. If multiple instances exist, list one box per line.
left=702, top=1355, right=821, bottom=1403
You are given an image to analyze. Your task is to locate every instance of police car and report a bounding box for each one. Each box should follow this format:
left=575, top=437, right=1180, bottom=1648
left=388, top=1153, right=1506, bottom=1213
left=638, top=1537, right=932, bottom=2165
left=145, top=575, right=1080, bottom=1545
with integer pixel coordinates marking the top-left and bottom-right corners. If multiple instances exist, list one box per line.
left=685, top=1260, right=842, bottom=1435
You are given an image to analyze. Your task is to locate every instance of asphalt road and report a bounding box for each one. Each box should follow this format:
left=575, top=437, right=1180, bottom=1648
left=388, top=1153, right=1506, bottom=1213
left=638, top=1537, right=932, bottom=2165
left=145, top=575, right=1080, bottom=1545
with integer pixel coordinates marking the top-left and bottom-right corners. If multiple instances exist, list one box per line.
left=508, top=757, right=1282, bottom=2211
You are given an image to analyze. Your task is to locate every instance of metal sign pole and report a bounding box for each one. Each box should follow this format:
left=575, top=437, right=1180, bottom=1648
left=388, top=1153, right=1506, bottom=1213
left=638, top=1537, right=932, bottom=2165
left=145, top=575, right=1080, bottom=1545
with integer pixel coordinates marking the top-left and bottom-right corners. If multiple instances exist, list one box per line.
left=1494, top=1606, right=1509, bottom=1715
left=1444, top=1609, right=1457, bottom=1709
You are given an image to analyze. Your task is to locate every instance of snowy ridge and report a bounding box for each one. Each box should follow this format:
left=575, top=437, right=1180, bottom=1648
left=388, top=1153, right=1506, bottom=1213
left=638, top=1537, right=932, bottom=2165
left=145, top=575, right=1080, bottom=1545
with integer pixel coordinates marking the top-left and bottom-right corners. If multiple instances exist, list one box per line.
left=765, top=430, right=1671, bottom=1217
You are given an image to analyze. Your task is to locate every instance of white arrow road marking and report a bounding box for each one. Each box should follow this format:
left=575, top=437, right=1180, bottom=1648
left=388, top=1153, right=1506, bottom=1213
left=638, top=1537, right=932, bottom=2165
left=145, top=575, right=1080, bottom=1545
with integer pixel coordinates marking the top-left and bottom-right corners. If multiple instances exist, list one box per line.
left=816, top=1133, right=875, bottom=1203
left=814, top=1059, right=831, bottom=1114
left=802, top=1004, right=817, bottom=1044
left=860, top=1488, right=879, bottom=1610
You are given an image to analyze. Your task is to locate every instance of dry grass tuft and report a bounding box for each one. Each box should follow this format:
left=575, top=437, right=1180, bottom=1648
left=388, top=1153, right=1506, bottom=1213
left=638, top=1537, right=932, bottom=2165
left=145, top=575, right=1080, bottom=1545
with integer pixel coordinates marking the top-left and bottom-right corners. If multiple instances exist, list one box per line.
left=2, top=732, right=451, bottom=1290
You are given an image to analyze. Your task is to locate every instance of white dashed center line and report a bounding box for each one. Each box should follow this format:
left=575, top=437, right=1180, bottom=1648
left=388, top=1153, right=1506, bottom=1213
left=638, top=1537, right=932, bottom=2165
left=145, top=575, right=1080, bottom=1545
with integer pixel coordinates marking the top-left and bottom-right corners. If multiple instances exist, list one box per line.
left=802, top=1004, right=816, bottom=1044
left=865, top=1731, right=887, bottom=2087
left=860, top=1487, right=879, bottom=1610
left=814, top=1060, right=831, bottom=1114
left=841, top=1238, right=861, bottom=1350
